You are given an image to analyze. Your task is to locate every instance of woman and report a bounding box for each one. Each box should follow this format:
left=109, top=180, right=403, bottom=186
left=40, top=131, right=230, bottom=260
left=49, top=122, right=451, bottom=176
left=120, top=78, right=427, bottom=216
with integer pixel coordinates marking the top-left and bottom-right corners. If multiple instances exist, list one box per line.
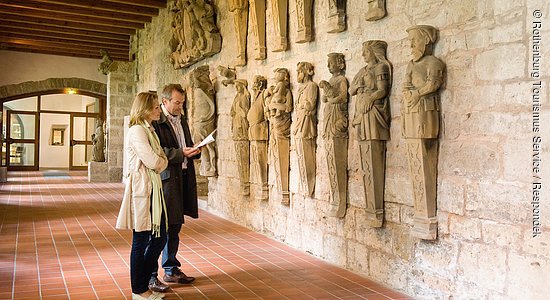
left=116, top=92, right=168, bottom=300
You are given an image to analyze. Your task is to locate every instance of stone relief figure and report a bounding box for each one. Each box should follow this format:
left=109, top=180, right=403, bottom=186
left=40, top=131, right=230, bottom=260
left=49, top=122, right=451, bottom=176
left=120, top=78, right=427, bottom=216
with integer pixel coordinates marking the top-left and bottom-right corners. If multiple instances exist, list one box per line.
left=292, top=62, right=318, bottom=196
left=296, top=0, right=314, bottom=43
left=229, top=0, right=249, bottom=66
left=327, top=0, right=346, bottom=33
left=366, top=0, right=386, bottom=21
left=170, top=0, right=222, bottom=69
left=249, top=0, right=267, bottom=60
left=230, top=79, right=251, bottom=195
left=265, top=68, right=293, bottom=204
left=98, top=49, right=114, bottom=75
left=402, top=25, right=445, bottom=240
left=217, top=65, right=236, bottom=86
left=91, top=118, right=106, bottom=162
left=247, top=75, right=269, bottom=200
left=271, top=0, right=288, bottom=52
left=319, top=53, right=348, bottom=218
left=190, top=65, right=217, bottom=176
left=350, top=40, right=392, bottom=227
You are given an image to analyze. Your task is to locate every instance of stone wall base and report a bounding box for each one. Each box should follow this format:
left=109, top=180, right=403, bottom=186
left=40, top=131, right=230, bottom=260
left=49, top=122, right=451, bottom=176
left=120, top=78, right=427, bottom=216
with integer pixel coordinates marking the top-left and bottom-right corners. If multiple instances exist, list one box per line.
left=88, top=162, right=108, bottom=182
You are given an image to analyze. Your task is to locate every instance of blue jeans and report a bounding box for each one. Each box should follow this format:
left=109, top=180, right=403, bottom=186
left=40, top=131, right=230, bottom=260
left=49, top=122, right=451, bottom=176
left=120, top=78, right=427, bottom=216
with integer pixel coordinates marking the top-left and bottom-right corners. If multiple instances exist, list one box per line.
left=151, top=223, right=182, bottom=277
left=131, top=217, right=167, bottom=294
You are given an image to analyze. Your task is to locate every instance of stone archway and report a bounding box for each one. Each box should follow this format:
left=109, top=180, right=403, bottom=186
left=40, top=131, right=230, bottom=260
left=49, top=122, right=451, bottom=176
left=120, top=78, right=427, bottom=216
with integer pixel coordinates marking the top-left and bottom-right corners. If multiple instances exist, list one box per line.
left=0, top=78, right=107, bottom=101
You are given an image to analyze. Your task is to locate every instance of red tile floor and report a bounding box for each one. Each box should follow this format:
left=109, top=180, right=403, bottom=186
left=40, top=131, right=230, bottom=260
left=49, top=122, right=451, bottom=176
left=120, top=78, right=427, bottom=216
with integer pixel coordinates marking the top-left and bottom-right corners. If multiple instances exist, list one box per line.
left=0, top=171, right=414, bottom=300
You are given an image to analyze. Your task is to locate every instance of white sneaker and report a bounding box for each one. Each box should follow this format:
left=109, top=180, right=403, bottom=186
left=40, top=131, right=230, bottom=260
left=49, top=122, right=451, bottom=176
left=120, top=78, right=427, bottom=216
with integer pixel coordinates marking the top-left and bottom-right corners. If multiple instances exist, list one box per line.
left=152, top=291, right=166, bottom=298
left=132, top=292, right=163, bottom=300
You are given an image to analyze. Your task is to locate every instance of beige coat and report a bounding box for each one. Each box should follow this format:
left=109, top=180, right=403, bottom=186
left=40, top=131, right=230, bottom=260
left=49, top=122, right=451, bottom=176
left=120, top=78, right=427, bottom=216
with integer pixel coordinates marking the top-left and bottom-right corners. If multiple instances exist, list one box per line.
left=116, top=123, right=168, bottom=232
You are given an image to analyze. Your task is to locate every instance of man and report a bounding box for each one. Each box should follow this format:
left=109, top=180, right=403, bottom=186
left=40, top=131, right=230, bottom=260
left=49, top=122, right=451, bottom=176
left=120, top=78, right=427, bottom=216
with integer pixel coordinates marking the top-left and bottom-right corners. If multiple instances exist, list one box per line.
left=149, top=84, right=201, bottom=292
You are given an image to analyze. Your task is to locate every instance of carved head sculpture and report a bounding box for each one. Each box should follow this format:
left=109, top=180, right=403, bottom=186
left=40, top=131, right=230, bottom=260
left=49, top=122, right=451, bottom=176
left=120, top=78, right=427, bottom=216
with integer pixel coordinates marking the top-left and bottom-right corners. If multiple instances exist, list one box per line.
left=217, top=65, right=236, bottom=80
left=297, top=62, right=314, bottom=83
left=362, top=40, right=387, bottom=63
left=192, top=65, right=214, bottom=95
left=252, top=75, right=267, bottom=92
left=235, top=79, right=248, bottom=92
left=274, top=68, right=290, bottom=84
left=327, top=53, right=346, bottom=75
left=406, top=25, right=438, bottom=62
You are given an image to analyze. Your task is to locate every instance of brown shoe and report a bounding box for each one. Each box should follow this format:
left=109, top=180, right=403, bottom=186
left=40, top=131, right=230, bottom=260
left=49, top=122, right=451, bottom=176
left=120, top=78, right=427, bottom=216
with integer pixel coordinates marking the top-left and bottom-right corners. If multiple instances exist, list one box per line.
left=163, top=268, right=195, bottom=284
left=148, top=277, right=170, bottom=292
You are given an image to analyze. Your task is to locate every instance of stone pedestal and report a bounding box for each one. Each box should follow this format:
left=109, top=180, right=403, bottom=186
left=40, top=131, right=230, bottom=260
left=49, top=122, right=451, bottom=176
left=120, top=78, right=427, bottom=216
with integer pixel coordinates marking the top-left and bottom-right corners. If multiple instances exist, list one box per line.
left=88, top=162, right=109, bottom=182
left=0, top=167, right=7, bottom=183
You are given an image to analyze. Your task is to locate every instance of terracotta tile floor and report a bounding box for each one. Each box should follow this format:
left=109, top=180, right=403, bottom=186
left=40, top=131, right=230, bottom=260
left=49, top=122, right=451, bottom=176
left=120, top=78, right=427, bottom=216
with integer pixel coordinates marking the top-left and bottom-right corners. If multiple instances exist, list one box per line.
left=0, top=171, right=414, bottom=300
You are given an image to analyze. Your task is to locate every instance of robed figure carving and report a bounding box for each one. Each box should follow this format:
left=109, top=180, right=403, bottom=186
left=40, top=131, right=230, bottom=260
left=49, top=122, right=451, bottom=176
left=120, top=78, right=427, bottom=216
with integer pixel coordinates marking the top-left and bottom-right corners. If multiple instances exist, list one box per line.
left=249, top=0, right=267, bottom=60
left=271, top=0, right=288, bottom=52
left=350, top=41, right=392, bottom=227
left=247, top=76, right=269, bottom=199
left=190, top=66, right=217, bottom=176
left=170, top=0, right=222, bottom=69
left=296, top=0, right=314, bottom=43
left=265, top=68, right=293, bottom=204
left=402, top=25, right=445, bottom=240
left=91, top=118, right=105, bottom=162
left=366, top=0, right=386, bottom=21
left=327, top=0, right=346, bottom=33
left=292, top=62, right=318, bottom=196
left=230, top=79, right=251, bottom=195
left=229, top=0, right=249, bottom=66
left=319, top=53, right=348, bottom=218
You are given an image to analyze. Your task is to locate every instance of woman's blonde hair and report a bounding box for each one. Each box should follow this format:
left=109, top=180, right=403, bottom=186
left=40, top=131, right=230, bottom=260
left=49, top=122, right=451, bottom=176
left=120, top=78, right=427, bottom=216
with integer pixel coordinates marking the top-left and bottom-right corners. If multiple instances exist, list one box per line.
left=129, top=91, right=159, bottom=126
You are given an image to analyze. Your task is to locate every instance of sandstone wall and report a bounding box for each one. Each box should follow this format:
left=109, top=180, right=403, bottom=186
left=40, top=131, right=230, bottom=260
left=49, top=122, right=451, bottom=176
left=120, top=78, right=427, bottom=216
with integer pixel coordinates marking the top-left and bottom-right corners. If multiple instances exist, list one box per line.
left=132, top=0, right=550, bottom=298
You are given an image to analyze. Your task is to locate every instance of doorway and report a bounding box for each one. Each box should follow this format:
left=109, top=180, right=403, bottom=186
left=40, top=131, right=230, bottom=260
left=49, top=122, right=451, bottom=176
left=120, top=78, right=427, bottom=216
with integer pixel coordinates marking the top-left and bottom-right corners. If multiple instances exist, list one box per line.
left=1, top=91, right=106, bottom=171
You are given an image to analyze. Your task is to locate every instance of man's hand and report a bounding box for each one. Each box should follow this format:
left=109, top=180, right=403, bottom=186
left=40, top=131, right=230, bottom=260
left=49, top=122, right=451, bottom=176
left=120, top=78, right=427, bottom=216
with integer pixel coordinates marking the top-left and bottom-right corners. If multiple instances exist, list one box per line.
left=183, top=147, right=201, bottom=158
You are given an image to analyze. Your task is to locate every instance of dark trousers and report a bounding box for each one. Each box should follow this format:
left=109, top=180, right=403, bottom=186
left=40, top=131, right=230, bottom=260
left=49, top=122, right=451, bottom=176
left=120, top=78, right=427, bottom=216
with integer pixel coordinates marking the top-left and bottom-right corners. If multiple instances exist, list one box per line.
left=151, top=223, right=182, bottom=277
left=131, top=216, right=167, bottom=294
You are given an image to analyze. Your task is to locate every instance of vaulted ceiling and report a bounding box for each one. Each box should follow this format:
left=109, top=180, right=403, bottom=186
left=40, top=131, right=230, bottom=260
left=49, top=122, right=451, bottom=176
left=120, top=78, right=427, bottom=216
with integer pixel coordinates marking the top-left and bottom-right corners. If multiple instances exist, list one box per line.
left=0, top=0, right=168, bottom=61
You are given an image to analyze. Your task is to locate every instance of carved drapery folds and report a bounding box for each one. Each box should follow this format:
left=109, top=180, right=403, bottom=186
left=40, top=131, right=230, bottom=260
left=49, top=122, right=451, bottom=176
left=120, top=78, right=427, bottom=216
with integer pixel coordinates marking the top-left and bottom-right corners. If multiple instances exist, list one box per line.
left=189, top=66, right=217, bottom=177
left=229, top=0, right=249, bottom=66
left=319, top=53, right=348, bottom=218
left=271, top=0, right=289, bottom=52
left=265, top=68, right=293, bottom=204
left=247, top=75, right=269, bottom=200
left=296, top=0, right=314, bottom=43
left=292, top=62, right=318, bottom=196
left=170, top=0, right=222, bottom=69
left=402, top=25, right=445, bottom=240
left=350, top=40, right=392, bottom=227
left=366, top=0, right=386, bottom=21
left=249, top=0, right=267, bottom=60
left=230, top=79, right=251, bottom=195
left=327, top=0, right=346, bottom=33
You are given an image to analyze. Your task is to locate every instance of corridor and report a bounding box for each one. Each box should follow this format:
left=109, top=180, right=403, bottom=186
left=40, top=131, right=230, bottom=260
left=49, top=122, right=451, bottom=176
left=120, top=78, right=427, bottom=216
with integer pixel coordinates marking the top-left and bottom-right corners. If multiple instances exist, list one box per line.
left=0, top=171, right=412, bottom=300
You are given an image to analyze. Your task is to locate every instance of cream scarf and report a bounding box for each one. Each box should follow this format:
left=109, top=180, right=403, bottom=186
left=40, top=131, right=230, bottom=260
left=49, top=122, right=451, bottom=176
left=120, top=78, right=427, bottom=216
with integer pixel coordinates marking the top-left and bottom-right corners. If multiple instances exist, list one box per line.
left=141, top=124, right=168, bottom=237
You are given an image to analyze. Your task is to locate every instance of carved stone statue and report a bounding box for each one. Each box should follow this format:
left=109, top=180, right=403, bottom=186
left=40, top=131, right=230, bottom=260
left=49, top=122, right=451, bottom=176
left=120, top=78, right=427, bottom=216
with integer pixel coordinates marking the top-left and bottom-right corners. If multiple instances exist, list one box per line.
left=265, top=68, right=293, bottom=204
left=327, top=0, right=346, bottom=33
left=249, top=0, right=267, bottom=60
left=350, top=41, right=392, bottom=227
left=271, top=0, right=288, bottom=52
left=292, top=62, right=318, bottom=196
left=366, top=0, right=386, bottom=21
left=190, top=65, right=217, bottom=176
left=217, top=65, right=236, bottom=86
left=91, top=118, right=106, bottom=162
left=229, top=0, right=249, bottom=66
left=296, top=0, right=314, bottom=43
left=402, top=25, right=445, bottom=240
left=247, top=75, right=269, bottom=200
left=170, top=0, right=222, bottom=69
left=319, top=53, right=348, bottom=218
left=98, top=49, right=114, bottom=75
left=230, top=79, right=251, bottom=195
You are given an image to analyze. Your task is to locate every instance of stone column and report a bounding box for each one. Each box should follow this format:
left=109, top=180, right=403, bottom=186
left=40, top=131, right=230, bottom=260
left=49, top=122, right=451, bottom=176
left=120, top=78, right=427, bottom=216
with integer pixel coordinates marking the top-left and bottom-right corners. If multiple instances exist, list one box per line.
left=106, top=61, right=135, bottom=182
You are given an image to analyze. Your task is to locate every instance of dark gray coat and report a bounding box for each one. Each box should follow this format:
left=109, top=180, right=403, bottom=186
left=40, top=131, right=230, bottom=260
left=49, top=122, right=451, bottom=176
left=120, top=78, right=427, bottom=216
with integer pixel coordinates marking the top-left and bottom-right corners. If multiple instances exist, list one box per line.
left=152, top=112, right=199, bottom=224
